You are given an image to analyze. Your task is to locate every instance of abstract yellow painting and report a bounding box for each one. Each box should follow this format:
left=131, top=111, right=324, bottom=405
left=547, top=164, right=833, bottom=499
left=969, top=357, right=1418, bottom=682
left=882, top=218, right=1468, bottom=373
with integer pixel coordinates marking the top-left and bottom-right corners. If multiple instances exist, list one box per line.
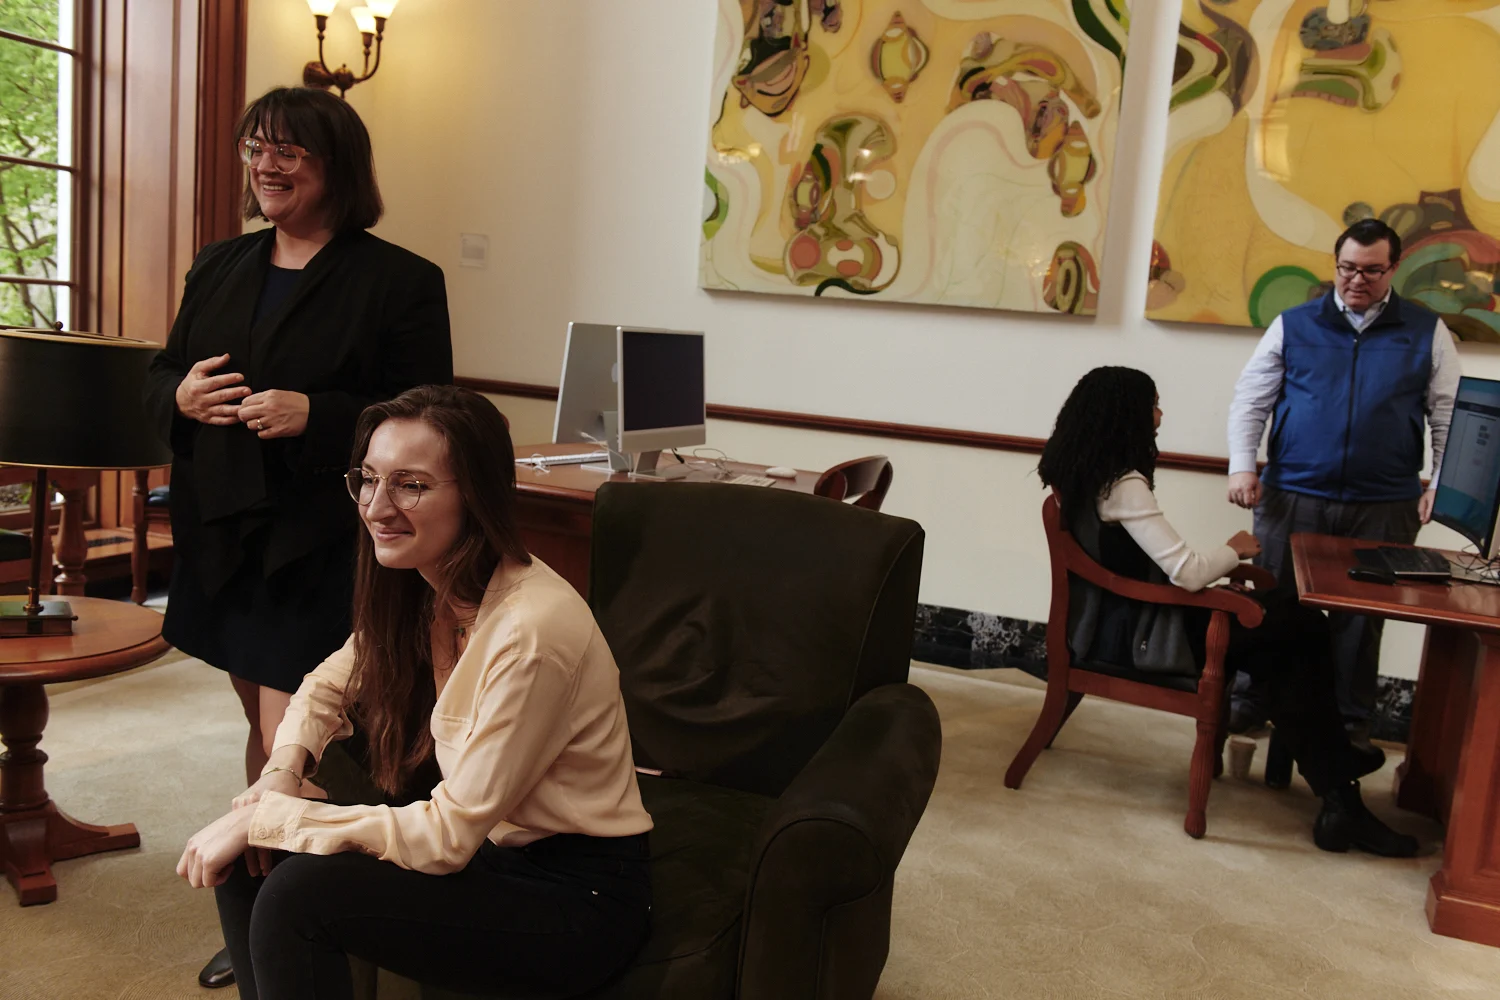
left=1149, top=0, right=1500, bottom=341
left=700, top=1, right=1130, bottom=314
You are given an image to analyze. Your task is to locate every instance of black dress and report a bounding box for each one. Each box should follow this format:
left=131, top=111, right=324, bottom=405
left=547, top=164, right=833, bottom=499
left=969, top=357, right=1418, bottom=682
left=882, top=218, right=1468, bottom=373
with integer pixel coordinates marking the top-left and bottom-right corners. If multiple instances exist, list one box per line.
left=145, top=230, right=453, bottom=693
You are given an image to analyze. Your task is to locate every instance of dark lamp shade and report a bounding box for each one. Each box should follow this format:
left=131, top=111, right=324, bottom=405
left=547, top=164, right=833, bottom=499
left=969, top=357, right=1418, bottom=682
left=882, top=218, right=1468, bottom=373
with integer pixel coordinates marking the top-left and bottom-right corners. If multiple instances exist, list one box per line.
left=0, top=328, right=174, bottom=470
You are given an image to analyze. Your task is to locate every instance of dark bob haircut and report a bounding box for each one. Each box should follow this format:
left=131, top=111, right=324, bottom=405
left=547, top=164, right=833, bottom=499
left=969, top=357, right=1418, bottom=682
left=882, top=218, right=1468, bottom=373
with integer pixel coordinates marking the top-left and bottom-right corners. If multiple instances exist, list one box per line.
left=237, top=86, right=383, bottom=233
left=1335, top=218, right=1401, bottom=265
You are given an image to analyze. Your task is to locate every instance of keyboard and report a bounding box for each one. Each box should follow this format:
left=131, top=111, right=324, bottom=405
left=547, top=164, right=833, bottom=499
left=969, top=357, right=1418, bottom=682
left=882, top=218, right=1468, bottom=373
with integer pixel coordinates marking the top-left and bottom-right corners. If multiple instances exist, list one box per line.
left=722, top=474, right=777, bottom=487
left=1356, top=546, right=1452, bottom=579
left=516, top=451, right=609, bottom=468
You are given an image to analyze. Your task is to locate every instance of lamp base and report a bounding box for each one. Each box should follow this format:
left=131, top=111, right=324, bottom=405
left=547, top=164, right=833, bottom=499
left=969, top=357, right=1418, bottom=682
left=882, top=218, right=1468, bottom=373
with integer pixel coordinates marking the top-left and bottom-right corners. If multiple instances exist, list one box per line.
left=0, top=600, right=76, bottom=637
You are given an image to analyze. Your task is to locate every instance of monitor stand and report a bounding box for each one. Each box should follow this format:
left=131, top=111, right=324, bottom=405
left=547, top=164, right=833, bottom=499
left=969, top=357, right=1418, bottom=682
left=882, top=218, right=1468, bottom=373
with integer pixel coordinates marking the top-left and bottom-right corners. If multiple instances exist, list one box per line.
left=581, top=450, right=662, bottom=476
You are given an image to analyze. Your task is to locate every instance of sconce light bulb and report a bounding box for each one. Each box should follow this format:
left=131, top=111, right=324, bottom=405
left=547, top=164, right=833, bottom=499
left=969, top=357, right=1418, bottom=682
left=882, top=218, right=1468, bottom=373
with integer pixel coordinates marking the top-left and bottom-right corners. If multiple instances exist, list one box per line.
left=350, top=5, right=378, bottom=33
left=306, top=0, right=340, bottom=15
left=365, top=0, right=399, bottom=18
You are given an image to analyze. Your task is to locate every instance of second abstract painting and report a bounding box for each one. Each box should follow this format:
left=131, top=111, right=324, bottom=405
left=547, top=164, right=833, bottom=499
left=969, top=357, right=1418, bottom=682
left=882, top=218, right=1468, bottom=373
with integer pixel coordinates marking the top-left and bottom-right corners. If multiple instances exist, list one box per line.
left=1150, top=0, right=1500, bottom=340
left=700, top=0, right=1131, bottom=315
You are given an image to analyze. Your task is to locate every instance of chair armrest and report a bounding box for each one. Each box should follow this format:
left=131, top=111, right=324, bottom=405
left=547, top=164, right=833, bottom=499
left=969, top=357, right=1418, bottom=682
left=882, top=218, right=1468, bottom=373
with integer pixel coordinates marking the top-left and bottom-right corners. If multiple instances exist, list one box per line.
left=1228, top=564, right=1277, bottom=592
left=1061, top=549, right=1264, bottom=629
left=738, top=682, right=941, bottom=1000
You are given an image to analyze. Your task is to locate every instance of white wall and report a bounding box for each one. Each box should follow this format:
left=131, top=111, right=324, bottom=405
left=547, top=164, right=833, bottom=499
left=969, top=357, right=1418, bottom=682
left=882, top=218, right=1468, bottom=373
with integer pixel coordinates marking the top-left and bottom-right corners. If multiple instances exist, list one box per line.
left=245, top=0, right=1500, bottom=679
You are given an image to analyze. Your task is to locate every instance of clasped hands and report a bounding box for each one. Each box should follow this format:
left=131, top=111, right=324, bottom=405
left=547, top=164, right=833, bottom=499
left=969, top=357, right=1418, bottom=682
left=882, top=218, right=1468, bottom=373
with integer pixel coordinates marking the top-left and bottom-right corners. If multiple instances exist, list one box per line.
left=176, top=769, right=301, bottom=889
left=175, top=353, right=309, bottom=439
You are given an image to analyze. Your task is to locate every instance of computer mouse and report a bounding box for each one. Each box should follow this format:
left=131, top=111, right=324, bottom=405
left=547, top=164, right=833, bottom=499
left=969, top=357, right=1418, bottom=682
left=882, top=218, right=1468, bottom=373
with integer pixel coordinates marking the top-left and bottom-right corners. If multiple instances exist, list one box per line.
left=765, top=466, right=798, bottom=479
left=1347, top=566, right=1397, bottom=585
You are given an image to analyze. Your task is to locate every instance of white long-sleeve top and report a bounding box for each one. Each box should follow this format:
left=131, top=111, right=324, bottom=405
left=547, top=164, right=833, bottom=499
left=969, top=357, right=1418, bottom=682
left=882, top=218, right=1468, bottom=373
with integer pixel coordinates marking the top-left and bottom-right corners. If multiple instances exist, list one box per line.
left=1227, top=292, right=1461, bottom=485
left=1098, top=472, right=1241, bottom=593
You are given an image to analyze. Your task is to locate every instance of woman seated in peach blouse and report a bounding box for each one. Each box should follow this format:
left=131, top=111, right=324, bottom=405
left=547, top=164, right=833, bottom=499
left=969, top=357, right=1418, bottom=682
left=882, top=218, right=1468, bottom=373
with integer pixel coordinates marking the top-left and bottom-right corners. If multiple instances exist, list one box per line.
left=177, top=385, right=653, bottom=1000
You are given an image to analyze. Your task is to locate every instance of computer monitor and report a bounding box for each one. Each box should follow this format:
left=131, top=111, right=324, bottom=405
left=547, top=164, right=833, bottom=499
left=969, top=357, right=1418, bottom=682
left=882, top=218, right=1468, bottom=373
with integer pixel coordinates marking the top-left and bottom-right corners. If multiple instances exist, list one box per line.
left=1433, top=375, right=1500, bottom=560
left=552, top=322, right=619, bottom=445
left=616, top=326, right=706, bottom=471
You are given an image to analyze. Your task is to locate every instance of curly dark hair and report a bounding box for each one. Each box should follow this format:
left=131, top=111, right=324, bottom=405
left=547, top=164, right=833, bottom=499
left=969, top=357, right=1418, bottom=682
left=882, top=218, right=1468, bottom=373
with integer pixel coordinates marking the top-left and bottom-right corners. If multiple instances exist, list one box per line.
left=1037, top=366, right=1160, bottom=527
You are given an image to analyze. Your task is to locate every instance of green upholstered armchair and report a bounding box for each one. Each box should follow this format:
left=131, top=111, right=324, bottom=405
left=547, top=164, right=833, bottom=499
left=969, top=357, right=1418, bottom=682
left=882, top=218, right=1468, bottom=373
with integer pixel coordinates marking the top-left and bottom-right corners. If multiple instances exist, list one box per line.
left=344, top=481, right=941, bottom=1000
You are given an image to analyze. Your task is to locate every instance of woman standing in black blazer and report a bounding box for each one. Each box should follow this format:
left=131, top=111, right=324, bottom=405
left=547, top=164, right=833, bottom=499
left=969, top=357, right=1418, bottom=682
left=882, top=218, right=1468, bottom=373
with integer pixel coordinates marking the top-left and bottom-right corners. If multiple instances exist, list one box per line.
left=144, top=86, right=452, bottom=988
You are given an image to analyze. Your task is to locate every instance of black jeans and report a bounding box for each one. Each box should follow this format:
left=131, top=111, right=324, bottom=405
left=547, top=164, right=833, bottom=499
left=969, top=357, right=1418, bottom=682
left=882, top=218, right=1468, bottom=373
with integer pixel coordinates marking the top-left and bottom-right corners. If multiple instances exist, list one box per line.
left=1253, top=486, right=1421, bottom=723
left=1192, top=588, right=1356, bottom=796
left=215, top=832, right=651, bottom=1000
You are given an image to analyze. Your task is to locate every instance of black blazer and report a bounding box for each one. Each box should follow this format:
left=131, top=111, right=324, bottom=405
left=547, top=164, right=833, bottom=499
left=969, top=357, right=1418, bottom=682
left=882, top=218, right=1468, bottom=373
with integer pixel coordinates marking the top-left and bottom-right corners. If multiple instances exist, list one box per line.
left=145, top=227, right=453, bottom=595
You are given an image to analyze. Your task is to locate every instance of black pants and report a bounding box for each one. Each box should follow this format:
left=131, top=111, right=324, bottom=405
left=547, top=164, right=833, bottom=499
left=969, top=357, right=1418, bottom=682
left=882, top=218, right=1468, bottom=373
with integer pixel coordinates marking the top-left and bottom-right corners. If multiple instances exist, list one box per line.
left=1192, top=588, right=1356, bottom=796
left=214, top=832, right=651, bottom=1000
left=1253, top=486, right=1421, bottom=723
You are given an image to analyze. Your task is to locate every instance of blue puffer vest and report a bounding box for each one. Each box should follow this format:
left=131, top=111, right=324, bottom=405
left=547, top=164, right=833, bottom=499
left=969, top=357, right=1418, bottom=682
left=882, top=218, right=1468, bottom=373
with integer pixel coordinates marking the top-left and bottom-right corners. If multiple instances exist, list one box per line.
left=1263, top=291, right=1439, bottom=503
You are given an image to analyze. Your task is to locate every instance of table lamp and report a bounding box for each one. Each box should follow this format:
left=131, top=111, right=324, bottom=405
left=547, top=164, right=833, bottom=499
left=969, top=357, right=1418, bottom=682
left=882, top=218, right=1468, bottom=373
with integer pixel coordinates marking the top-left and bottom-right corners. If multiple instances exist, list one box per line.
left=0, top=328, right=173, bottom=637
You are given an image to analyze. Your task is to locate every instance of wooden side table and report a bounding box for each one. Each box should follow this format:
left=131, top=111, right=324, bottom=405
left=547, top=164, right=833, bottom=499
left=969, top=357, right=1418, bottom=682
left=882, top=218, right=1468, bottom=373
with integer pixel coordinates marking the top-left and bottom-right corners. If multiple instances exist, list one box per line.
left=0, top=597, right=169, bottom=905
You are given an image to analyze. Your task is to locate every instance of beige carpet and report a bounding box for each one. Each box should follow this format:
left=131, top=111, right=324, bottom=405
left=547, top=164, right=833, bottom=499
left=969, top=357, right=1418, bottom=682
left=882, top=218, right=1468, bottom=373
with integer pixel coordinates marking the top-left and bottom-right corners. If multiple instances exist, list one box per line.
left=3, top=658, right=1499, bottom=999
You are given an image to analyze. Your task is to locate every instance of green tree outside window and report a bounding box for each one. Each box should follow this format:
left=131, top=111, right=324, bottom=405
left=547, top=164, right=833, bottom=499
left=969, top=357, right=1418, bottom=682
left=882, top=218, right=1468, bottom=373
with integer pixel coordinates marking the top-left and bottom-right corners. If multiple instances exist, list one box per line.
left=1, top=0, right=65, bottom=328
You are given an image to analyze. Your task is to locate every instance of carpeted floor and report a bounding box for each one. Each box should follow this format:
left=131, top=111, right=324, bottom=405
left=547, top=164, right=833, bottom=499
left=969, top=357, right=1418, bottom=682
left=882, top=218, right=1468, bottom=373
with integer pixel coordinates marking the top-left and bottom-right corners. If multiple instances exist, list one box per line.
left=3, top=658, right=1498, bottom=999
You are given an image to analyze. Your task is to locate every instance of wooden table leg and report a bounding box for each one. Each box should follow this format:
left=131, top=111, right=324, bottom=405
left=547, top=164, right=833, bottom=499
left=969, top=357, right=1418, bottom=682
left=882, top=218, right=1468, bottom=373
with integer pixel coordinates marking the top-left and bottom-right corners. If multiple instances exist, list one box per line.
left=0, top=681, right=139, bottom=906
left=1396, top=625, right=1477, bottom=824
left=1424, top=633, right=1500, bottom=947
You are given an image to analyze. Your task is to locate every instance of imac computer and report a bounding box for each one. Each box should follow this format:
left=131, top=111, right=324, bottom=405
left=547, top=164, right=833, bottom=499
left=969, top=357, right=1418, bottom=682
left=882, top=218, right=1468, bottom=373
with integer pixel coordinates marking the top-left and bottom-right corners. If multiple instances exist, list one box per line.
left=1433, top=375, right=1500, bottom=562
left=553, top=322, right=619, bottom=446
left=551, top=323, right=705, bottom=475
left=615, top=326, right=706, bottom=475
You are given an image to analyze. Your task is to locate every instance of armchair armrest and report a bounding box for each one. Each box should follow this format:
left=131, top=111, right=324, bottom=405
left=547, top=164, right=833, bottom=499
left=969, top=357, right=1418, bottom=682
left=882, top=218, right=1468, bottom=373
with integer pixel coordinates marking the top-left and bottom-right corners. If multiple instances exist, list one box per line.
left=1060, top=548, right=1265, bottom=629
left=1228, top=563, right=1277, bottom=591
left=738, top=683, right=941, bottom=1000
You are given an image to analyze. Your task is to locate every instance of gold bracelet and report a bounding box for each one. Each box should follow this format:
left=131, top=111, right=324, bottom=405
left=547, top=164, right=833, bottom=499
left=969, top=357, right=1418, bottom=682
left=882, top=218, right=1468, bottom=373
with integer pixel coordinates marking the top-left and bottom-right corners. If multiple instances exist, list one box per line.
left=261, top=765, right=303, bottom=784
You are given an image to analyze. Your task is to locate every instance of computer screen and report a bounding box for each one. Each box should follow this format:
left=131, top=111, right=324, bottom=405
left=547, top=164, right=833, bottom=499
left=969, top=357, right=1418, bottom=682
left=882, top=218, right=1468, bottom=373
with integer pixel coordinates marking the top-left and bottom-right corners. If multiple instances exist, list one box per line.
left=552, top=322, right=619, bottom=445
left=1433, top=376, right=1500, bottom=559
left=617, top=328, right=706, bottom=453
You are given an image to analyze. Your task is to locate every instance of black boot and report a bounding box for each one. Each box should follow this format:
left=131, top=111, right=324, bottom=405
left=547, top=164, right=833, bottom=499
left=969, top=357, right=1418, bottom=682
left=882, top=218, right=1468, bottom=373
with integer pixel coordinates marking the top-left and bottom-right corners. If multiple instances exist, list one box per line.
left=198, top=947, right=235, bottom=989
left=1314, top=782, right=1418, bottom=857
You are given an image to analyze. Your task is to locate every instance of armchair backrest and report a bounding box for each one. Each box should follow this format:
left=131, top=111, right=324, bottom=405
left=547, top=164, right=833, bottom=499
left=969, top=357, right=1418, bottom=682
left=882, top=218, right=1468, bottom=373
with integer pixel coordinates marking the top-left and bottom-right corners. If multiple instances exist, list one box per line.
left=590, top=482, right=925, bottom=798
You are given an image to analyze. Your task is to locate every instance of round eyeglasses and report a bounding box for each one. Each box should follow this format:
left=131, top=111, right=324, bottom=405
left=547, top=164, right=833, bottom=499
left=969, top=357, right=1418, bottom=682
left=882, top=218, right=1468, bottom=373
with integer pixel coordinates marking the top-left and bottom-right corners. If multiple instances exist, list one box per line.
left=346, top=469, right=455, bottom=510
left=238, top=137, right=311, bottom=174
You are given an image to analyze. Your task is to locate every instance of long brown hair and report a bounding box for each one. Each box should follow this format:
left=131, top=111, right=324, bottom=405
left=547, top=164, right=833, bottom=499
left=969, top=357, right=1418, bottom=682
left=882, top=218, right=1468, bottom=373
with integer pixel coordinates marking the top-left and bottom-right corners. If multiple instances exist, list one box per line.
left=347, top=385, right=531, bottom=795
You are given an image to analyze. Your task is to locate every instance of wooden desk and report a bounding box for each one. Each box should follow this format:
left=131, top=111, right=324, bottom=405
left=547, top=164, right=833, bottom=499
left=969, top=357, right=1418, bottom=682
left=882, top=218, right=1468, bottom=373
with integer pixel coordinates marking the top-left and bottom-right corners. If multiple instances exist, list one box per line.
left=0, top=597, right=169, bottom=904
left=513, top=443, right=819, bottom=595
left=1292, top=532, right=1500, bottom=948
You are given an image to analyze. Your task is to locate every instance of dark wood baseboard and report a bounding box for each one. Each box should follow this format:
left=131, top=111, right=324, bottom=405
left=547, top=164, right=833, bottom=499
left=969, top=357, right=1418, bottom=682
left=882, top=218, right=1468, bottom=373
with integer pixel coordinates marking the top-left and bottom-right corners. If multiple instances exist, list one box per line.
left=454, top=376, right=1234, bottom=476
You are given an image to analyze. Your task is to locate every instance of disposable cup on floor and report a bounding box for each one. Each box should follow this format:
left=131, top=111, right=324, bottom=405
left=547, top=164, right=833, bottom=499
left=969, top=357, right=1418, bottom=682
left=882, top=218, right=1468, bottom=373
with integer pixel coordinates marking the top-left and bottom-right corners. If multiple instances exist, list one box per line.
left=1227, top=737, right=1257, bottom=780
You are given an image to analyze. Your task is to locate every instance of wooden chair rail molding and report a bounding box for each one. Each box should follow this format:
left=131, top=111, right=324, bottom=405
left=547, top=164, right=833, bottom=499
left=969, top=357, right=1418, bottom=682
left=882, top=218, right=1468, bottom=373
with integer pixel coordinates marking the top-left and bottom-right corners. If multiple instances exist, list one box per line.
left=453, top=377, right=1235, bottom=476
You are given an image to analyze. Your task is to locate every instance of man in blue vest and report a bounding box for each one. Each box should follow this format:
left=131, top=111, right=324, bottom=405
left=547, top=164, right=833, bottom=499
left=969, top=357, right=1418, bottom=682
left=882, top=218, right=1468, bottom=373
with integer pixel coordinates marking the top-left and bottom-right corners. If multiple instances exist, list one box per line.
left=1225, top=219, right=1461, bottom=742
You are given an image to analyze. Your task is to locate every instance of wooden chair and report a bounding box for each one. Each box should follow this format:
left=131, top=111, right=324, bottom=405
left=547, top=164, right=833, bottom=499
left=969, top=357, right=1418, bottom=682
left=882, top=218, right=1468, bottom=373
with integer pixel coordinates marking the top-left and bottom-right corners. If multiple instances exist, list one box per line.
left=1004, top=494, right=1276, bottom=838
left=813, top=455, right=893, bottom=511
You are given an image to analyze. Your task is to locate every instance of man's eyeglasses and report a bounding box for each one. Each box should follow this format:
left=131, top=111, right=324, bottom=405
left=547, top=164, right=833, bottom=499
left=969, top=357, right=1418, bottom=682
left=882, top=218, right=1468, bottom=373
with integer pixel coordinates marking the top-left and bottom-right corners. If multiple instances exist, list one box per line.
left=237, top=137, right=311, bottom=174
left=1335, top=262, right=1393, bottom=281
left=346, top=470, right=455, bottom=511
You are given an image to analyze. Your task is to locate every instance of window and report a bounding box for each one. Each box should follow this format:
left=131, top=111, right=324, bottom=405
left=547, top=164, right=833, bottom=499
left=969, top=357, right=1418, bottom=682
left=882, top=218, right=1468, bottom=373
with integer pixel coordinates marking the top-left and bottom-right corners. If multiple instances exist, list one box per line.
left=0, top=0, right=77, bottom=330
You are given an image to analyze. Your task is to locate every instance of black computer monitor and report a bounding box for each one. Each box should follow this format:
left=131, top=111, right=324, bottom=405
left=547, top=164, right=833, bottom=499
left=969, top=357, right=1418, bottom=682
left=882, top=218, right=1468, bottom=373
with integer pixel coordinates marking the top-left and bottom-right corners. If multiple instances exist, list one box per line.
left=1433, top=376, right=1500, bottom=560
left=616, top=327, right=706, bottom=458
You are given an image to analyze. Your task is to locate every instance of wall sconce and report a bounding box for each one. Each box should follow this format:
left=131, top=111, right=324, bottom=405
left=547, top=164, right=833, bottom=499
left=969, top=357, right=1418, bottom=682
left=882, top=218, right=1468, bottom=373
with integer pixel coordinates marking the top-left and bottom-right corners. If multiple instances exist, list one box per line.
left=302, top=0, right=399, bottom=98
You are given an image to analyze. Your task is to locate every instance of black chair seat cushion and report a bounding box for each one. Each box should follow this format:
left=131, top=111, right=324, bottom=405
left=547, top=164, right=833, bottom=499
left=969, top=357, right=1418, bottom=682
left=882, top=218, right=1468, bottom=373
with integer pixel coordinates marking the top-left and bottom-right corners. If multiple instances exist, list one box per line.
left=0, top=529, right=30, bottom=561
